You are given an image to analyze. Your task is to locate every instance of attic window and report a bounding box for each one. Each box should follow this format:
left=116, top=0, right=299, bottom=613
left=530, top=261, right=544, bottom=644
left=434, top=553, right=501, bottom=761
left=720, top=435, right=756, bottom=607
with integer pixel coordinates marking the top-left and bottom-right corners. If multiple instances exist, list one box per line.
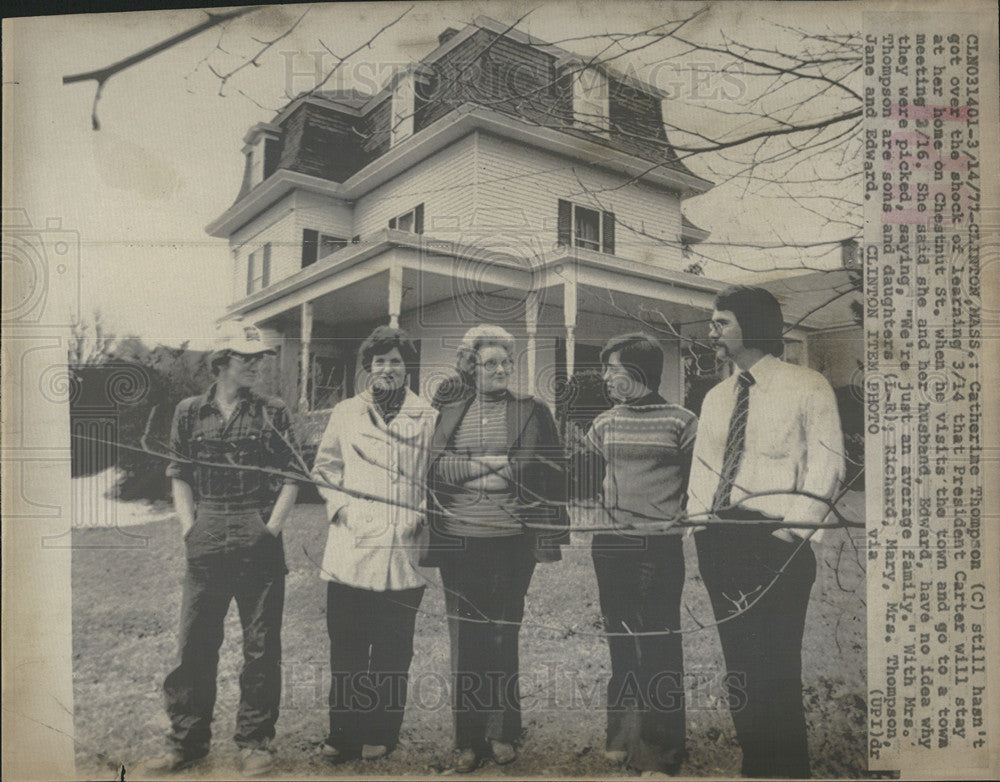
left=388, top=203, right=424, bottom=234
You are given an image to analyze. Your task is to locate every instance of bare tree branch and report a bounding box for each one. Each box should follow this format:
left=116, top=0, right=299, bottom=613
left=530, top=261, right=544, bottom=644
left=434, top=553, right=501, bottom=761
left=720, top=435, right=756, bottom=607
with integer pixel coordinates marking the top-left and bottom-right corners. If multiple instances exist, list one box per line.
left=211, top=5, right=312, bottom=97
left=303, top=4, right=416, bottom=100
left=63, top=7, right=256, bottom=129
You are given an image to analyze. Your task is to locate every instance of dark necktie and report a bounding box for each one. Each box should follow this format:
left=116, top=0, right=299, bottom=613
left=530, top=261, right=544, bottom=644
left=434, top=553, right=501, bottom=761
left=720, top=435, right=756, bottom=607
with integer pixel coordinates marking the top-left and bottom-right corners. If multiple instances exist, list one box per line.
left=712, top=371, right=755, bottom=511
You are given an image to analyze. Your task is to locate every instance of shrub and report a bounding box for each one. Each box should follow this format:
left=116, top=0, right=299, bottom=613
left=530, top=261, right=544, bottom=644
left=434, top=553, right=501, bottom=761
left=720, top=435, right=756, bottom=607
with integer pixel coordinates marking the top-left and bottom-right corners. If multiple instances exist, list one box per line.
left=69, top=341, right=213, bottom=501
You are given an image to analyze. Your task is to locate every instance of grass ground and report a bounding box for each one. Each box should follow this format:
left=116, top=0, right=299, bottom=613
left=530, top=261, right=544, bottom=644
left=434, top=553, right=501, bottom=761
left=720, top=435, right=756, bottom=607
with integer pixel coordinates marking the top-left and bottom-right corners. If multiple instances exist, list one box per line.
left=72, top=495, right=867, bottom=779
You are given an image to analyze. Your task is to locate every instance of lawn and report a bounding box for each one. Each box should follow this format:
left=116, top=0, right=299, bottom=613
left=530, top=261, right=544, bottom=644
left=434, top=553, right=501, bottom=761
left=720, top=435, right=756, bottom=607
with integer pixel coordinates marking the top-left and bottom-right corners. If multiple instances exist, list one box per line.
left=72, top=496, right=867, bottom=779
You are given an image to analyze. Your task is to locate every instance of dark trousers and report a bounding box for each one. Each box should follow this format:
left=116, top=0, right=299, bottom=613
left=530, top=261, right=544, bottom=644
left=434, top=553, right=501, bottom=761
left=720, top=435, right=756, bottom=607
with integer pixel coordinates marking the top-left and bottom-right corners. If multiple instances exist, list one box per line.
left=325, top=581, right=425, bottom=750
left=438, top=535, right=536, bottom=750
left=695, top=524, right=816, bottom=778
left=592, top=533, right=686, bottom=771
left=164, top=508, right=286, bottom=755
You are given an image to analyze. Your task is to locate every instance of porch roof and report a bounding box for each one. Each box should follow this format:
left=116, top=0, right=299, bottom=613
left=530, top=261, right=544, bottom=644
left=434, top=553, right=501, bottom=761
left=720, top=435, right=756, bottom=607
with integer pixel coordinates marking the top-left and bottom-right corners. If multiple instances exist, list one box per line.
left=759, top=270, right=862, bottom=331
left=221, top=228, right=732, bottom=325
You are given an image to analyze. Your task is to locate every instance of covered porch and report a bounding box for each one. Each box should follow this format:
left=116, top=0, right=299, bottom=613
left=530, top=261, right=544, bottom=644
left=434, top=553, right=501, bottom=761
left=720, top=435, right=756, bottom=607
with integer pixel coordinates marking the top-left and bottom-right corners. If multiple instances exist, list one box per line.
left=224, top=231, right=770, bottom=437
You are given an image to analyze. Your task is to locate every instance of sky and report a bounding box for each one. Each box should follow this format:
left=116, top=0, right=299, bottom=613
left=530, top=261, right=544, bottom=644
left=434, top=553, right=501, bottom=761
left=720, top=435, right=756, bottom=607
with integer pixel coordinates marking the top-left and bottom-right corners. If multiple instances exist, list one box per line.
left=3, top=1, right=861, bottom=348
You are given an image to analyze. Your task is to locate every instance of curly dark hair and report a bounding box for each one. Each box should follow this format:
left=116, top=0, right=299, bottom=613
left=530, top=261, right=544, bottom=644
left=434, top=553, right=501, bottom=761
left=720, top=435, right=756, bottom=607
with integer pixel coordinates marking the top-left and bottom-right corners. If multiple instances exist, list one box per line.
left=359, top=326, right=419, bottom=372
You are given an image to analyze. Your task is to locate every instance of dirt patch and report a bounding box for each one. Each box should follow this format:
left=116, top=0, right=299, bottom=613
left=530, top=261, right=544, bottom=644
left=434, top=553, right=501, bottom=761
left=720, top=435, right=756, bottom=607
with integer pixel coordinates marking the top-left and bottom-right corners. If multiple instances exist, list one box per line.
left=72, top=497, right=867, bottom=779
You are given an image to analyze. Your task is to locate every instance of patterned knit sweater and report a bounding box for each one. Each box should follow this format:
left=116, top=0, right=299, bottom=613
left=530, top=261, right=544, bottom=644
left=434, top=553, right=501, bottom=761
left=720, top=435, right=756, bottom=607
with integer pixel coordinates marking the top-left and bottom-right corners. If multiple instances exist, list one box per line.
left=584, top=392, right=697, bottom=528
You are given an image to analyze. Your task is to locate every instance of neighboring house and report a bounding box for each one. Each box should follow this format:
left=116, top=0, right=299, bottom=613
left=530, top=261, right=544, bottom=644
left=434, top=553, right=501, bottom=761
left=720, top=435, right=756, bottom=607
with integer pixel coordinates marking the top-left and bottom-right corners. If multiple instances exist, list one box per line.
left=760, top=266, right=863, bottom=390
left=205, top=16, right=841, bottom=435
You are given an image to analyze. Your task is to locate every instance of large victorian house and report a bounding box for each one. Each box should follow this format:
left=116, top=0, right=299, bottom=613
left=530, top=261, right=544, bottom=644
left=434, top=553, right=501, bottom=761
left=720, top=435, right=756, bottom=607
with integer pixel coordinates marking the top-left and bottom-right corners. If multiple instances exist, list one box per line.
left=206, top=16, right=836, bottom=430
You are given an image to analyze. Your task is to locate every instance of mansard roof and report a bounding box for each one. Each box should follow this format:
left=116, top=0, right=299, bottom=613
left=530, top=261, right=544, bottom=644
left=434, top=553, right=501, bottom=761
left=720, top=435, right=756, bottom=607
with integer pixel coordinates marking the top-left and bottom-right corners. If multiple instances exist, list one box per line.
left=207, top=104, right=712, bottom=238
left=226, top=16, right=709, bottom=208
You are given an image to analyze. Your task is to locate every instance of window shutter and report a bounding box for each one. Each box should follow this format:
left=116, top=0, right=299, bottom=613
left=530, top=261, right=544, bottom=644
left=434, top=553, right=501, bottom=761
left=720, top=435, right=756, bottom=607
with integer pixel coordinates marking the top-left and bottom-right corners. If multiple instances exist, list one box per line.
left=388, top=216, right=397, bottom=229
left=602, top=211, right=615, bottom=255
left=414, top=203, right=424, bottom=234
left=262, top=243, right=271, bottom=287
left=302, top=229, right=319, bottom=268
left=246, top=250, right=255, bottom=295
left=557, top=199, right=572, bottom=246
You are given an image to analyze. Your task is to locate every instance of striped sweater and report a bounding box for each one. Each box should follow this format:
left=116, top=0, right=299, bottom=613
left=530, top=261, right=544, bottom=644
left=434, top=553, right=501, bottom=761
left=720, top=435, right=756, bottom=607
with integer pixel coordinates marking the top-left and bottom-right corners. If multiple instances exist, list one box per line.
left=434, top=395, right=521, bottom=537
left=584, top=392, right=697, bottom=527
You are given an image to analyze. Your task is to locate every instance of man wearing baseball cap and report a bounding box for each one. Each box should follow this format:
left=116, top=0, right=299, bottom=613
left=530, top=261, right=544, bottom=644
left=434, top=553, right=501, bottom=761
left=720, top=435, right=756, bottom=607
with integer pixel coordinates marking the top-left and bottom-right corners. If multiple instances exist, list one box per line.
left=142, top=323, right=303, bottom=776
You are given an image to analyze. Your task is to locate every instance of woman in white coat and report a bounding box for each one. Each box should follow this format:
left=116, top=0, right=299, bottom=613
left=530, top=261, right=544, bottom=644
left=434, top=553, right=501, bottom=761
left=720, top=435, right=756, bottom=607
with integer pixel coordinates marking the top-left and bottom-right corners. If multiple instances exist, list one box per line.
left=312, top=326, right=437, bottom=762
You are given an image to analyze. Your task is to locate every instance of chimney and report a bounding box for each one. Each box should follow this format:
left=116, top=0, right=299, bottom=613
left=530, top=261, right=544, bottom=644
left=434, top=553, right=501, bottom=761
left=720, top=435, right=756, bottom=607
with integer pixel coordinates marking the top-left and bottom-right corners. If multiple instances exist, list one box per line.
left=438, top=27, right=459, bottom=47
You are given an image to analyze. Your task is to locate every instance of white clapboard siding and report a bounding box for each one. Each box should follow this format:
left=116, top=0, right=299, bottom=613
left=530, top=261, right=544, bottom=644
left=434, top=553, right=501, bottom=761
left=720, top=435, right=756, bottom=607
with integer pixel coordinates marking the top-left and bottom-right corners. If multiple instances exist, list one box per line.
left=228, top=192, right=353, bottom=297
left=353, top=134, right=477, bottom=238
left=230, top=194, right=296, bottom=300
left=291, top=190, right=353, bottom=247
left=228, top=129, right=685, bottom=302
left=473, top=133, right=683, bottom=267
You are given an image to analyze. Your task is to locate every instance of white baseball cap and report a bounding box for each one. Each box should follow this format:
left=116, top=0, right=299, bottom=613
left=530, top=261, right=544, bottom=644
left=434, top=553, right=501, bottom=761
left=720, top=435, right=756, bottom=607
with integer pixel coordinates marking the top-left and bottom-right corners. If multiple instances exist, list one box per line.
left=210, top=321, right=276, bottom=361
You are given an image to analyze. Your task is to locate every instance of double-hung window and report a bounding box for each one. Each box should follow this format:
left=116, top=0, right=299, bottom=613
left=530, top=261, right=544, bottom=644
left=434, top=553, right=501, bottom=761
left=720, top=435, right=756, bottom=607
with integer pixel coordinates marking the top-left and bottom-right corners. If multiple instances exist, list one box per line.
left=557, top=199, right=615, bottom=254
left=388, top=203, right=424, bottom=234
left=302, top=229, right=348, bottom=268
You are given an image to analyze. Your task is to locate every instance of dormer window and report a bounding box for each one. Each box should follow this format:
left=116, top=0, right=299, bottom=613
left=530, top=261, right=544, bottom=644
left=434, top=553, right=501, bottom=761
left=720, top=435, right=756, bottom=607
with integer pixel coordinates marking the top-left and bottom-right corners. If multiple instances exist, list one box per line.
left=243, top=123, right=282, bottom=189
left=557, top=58, right=609, bottom=136
left=389, top=204, right=424, bottom=234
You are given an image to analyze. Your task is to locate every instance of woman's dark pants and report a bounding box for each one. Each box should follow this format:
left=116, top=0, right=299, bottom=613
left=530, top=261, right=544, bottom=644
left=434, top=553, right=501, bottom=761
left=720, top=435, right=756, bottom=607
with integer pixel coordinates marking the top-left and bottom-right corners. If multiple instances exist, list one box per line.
left=325, top=581, right=425, bottom=751
left=438, top=535, right=536, bottom=751
left=592, top=532, right=686, bottom=771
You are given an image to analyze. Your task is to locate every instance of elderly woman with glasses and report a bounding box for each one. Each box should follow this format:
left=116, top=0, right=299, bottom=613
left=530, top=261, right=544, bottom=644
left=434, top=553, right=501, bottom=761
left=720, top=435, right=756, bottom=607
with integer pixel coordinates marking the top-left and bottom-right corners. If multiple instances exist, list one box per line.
left=427, top=325, right=568, bottom=773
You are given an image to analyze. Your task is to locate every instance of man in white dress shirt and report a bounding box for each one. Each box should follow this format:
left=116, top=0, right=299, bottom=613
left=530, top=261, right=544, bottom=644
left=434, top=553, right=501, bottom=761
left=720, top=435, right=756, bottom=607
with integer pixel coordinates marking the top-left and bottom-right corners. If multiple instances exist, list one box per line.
left=687, top=286, right=844, bottom=778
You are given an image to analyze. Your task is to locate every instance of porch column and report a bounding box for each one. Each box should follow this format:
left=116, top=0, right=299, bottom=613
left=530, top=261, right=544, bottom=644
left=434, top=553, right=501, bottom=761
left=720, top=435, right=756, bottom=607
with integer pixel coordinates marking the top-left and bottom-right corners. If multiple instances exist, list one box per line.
left=388, top=265, right=403, bottom=328
left=299, top=301, right=313, bottom=412
left=524, top=290, right=540, bottom=395
left=675, top=332, right=686, bottom=404
left=563, top=279, right=577, bottom=376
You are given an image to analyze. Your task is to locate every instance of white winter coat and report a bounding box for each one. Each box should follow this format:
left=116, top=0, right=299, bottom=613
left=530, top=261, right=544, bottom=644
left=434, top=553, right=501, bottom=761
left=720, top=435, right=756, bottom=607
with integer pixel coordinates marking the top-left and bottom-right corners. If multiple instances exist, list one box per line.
left=312, top=390, right=438, bottom=590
